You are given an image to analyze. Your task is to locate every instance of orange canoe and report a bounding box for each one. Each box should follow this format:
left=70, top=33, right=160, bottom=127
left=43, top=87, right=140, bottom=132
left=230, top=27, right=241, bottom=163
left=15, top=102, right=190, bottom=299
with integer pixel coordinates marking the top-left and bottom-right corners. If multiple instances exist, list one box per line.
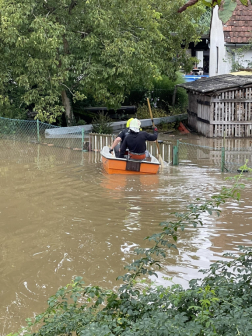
left=101, top=146, right=160, bottom=175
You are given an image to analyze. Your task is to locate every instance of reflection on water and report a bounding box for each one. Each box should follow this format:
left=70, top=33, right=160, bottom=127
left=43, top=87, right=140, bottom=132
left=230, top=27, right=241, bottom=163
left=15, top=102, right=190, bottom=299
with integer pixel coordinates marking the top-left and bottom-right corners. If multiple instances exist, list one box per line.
left=0, top=138, right=251, bottom=335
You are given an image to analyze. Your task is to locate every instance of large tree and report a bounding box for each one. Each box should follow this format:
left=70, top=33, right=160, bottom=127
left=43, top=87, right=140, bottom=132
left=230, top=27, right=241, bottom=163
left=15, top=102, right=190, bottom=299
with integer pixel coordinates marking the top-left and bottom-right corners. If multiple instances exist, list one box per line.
left=0, top=0, right=205, bottom=124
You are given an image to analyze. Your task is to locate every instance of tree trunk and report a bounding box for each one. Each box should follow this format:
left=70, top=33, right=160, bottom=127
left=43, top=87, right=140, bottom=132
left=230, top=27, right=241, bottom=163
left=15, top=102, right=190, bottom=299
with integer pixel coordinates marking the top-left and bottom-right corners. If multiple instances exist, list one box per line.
left=61, top=90, right=73, bottom=125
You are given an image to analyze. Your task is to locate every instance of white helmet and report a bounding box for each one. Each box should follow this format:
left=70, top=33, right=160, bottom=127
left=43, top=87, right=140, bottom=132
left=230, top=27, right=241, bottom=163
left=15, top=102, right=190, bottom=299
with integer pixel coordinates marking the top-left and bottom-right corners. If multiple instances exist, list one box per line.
left=129, top=118, right=141, bottom=133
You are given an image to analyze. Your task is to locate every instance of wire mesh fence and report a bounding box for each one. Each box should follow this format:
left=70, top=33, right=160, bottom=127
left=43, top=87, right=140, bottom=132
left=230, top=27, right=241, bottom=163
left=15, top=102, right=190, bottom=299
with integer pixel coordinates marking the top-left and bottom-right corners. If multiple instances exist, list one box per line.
left=224, top=148, right=252, bottom=172
left=177, top=141, right=222, bottom=169
left=0, top=116, right=251, bottom=172
left=172, top=140, right=252, bottom=173
left=0, top=117, right=85, bottom=150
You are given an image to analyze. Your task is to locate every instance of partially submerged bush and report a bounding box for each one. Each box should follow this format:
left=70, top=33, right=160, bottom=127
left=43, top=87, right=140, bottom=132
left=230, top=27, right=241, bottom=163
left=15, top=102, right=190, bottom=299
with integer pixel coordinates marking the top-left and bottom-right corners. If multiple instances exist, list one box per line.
left=91, top=112, right=113, bottom=134
left=136, top=105, right=167, bottom=120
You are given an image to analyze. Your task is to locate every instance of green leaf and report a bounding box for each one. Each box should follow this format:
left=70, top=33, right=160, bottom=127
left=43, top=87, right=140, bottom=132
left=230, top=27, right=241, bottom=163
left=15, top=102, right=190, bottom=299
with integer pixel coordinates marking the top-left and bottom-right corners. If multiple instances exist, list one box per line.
left=219, top=0, right=237, bottom=24
left=202, top=0, right=215, bottom=6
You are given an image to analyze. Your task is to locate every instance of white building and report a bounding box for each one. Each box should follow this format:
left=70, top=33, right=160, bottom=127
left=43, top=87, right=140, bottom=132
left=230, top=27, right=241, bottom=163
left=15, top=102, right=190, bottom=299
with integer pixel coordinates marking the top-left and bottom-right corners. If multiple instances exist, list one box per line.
left=209, top=1, right=252, bottom=77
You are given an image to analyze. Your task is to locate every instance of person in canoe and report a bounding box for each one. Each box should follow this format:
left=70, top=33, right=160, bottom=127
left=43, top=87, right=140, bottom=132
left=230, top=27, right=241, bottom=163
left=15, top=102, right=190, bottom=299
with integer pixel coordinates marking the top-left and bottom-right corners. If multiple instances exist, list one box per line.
left=109, top=118, right=134, bottom=157
left=119, top=118, right=158, bottom=160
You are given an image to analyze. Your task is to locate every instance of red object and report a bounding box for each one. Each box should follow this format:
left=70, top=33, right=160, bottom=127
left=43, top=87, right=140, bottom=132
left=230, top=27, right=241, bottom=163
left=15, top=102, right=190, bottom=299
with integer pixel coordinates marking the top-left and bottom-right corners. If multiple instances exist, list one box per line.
left=129, top=153, right=146, bottom=160
left=178, top=122, right=190, bottom=134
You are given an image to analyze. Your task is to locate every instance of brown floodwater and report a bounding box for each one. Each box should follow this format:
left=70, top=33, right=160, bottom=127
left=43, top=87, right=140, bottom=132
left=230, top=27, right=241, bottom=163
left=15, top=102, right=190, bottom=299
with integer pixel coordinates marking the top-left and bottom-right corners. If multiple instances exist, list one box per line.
left=0, top=136, right=251, bottom=335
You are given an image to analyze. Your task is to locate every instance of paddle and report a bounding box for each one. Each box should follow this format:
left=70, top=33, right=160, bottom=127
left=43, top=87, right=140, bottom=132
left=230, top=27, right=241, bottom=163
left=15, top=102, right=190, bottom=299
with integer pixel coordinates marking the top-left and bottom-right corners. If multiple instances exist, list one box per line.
left=147, top=98, right=165, bottom=169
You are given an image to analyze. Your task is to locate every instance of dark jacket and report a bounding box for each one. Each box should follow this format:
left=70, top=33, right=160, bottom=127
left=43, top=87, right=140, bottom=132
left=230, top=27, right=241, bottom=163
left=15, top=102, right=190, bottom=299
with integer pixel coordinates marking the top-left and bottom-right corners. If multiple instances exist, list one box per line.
left=119, top=129, right=158, bottom=158
left=117, top=128, right=130, bottom=142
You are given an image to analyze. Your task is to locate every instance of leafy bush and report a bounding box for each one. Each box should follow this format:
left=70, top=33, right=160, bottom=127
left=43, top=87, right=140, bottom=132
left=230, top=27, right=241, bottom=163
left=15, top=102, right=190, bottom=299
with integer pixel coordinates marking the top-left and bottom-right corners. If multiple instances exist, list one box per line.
left=152, top=73, right=188, bottom=110
left=0, top=81, right=28, bottom=120
left=91, top=112, right=113, bottom=134
left=76, top=119, right=86, bottom=126
left=124, top=72, right=188, bottom=113
left=136, top=104, right=167, bottom=119
left=12, top=170, right=252, bottom=336
left=0, top=118, right=17, bottom=136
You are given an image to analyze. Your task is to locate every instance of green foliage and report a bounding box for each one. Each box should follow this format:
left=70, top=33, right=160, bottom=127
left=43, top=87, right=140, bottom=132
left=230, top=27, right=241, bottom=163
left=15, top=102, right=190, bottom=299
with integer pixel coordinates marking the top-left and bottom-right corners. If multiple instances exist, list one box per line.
left=125, top=72, right=188, bottom=113
left=10, top=171, right=252, bottom=336
left=0, top=118, right=17, bottom=135
left=75, top=119, right=87, bottom=126
left=0, top=0, right=205, bottom=122
left=178, top=0, right=221, bottom=13
left=202, top=0, right=221, bottom=6
left=197, top=6, right=212, bottom=34
left=168, top=104, right=186, bottom=115
left=152, top=73, right=188, bottom=109
left=0, top=82, right=27, bottom=119
left=225, top=43, right=252, bottom=72
left=240, top=0, right=249, bottom=5
left=219, top=0, right=237, bottom=24
left=91, top=113, right=113, bottom=134
left=178, top=0, right=250, bottom=22
left=238, top=160, right=252, bottom=173
left=136, top=105, right=168, bottom=119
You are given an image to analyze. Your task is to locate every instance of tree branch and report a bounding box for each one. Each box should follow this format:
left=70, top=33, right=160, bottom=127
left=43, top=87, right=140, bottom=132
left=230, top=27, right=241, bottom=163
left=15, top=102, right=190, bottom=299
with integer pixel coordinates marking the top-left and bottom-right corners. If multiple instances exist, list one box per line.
left=177, top=0, right=199, bottom=13
left=61, top=83, right=74, bottom=96
left=76, top=31, right=89, bottom=38
left=69, top=0, right=77, bottom=14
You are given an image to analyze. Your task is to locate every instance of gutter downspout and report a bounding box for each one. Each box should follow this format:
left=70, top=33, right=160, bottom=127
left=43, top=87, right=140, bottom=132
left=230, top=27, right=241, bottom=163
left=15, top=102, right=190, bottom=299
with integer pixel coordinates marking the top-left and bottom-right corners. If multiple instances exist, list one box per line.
left=225, top=43, right=251, bottom=47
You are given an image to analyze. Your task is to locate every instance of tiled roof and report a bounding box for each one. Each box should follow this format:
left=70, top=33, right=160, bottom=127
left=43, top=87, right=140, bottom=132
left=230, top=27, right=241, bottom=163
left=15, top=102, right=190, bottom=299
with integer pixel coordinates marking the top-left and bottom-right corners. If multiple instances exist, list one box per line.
left=222, top=0, right=252, bottom=43
left=178, top=74, right=252, bottom=93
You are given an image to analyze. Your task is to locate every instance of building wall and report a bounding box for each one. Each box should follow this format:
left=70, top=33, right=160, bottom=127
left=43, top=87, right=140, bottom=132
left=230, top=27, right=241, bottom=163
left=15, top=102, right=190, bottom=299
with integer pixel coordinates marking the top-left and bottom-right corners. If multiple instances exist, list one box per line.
left=210, top=7, right=252, bottom=75
left=186, top=86, right=252, bottom=137
left=231, top=48, right=252, bottom=70
left=209, top=6, right=231, bottom=76
left=187, top=93, right=211, bottom=137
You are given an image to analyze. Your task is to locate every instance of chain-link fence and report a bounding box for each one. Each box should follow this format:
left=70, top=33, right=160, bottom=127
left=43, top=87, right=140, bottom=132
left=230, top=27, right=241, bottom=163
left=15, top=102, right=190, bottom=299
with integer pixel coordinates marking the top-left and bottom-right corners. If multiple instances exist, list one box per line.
left=171, top=140, right=252, bottom=173
left=0, top=116, right=251, bottom=172
left=0, top=117, right=85, bottom=150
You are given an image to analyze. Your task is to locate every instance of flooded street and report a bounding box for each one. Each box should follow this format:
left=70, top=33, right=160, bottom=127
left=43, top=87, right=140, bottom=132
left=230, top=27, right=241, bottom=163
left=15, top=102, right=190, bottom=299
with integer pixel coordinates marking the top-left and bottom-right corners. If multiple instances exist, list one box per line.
left=0, top=136, right=252, bottom=335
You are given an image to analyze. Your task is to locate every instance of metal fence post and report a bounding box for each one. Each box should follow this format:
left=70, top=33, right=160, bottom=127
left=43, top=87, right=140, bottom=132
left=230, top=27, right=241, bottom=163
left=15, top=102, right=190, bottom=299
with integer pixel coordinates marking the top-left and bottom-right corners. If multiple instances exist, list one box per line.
left=172, top=145, right=178, bottom=165
left=172, top=140, right=179, bottom=166
left=221, top=147, right=225, bottom=172
left=82, top=128, right=85, bottom=151
left=37, top=119, right=40, bottom=143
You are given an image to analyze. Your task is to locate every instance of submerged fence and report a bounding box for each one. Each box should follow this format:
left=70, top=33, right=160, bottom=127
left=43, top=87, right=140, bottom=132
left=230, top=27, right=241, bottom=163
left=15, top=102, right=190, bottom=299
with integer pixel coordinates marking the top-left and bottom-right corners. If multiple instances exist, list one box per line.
left=170, top=140, right=252, bottom=172
left=0, top=117, right=85, bottom=150
left=0, top=116, right=251, bottom=172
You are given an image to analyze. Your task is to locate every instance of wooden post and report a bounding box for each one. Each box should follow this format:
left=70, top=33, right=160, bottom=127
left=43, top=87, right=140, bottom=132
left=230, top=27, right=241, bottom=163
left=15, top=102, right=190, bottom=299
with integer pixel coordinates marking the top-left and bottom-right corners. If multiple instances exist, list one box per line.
left=221, top=147, right=225, bottom=172
left=172, top=85, right=177, bottom=106
left=89, top=133, right=92, bottom=151
left=82, top=128, right=85, bottom=151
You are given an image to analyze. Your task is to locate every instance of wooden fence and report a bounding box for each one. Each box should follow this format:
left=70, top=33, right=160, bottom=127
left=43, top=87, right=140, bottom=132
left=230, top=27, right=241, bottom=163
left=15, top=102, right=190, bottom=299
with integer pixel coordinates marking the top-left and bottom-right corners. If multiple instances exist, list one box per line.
left=88, top=133, right=114, bottom=151
left=88, top=133, right=252, bottom=172
left=88, top=133, right=174, bottom=163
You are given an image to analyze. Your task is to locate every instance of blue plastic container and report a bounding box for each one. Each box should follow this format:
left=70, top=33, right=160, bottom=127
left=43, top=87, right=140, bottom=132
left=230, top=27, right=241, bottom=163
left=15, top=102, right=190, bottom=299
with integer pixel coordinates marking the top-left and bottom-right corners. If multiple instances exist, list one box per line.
left=183, top=75, right=209, bottom=82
